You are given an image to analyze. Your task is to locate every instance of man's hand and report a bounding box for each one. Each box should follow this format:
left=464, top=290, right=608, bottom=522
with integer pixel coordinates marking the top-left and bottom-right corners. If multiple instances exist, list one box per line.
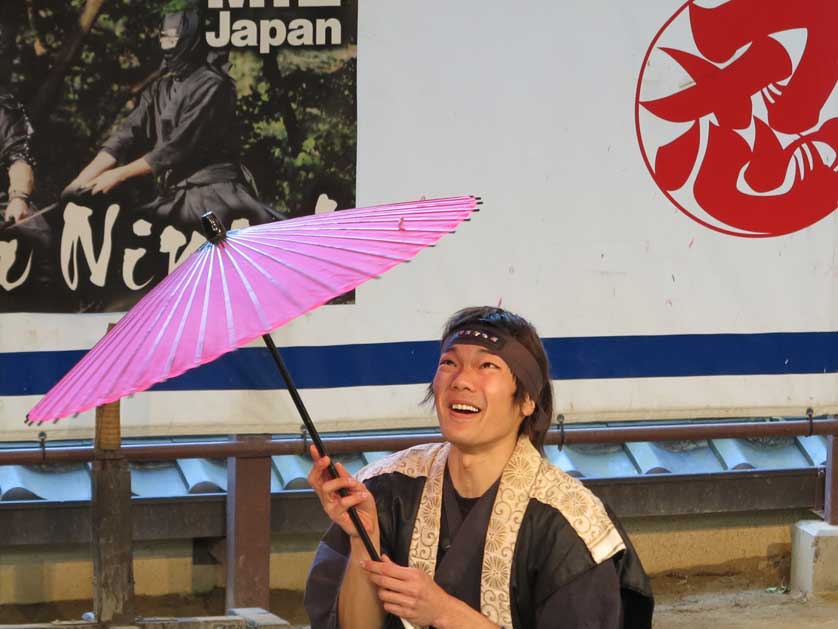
left=62, top=151, right=119, bottom=200
left=4, top=197, right=30, bottom=223
left=362, top=556, right=498, bottom=628
left=89, top=168, right=126, bottom=195
left=61, top=179, right=91, bottom=201
left=307, top=445, right=380, bottom=547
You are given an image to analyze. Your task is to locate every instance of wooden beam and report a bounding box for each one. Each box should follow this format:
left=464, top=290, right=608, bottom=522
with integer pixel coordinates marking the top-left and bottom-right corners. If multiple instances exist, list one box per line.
left=225, top=435, right=272, bottom=611
left=92, top=383, right=135, bottom=624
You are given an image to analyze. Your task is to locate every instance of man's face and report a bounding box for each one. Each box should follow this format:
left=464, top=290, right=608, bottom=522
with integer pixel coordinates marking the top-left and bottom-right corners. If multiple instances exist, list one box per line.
left=159, top=27, right=179, bottom=52
left=159, top=11, right=195, bottom=59
left=432, top=343, right=532, bottom=455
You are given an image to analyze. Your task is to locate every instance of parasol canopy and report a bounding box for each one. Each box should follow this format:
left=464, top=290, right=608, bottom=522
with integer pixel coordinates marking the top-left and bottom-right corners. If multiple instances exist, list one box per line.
left=27, top=195, right=479, bottom=423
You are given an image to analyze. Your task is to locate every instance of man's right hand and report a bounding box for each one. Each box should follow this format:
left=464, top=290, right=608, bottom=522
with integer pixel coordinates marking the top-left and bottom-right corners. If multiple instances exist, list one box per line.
left=307, top=444, right=380, bottom=547
left=62, top=152, right=119, bottom=201
left=4, top=197, right=30, bottom=223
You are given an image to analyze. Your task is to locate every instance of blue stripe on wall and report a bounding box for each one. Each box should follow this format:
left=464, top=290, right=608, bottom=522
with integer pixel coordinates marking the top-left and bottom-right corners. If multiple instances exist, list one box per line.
left=3, top=332, right=838, bottom=396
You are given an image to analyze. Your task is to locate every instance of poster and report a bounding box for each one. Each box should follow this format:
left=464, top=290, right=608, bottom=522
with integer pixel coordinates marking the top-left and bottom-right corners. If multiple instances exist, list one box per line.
left=0, top=0, right=357, bottom=312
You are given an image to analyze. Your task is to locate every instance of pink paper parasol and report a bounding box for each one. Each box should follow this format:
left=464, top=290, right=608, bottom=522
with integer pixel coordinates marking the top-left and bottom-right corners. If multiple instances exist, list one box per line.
left=27, top=194, right=479, bottom=561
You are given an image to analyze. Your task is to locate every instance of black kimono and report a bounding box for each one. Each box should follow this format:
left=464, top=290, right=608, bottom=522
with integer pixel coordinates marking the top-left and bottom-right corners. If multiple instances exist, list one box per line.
left=101, top=63, right=275, bottom=231
left=305, top=436, right=654, bottom=629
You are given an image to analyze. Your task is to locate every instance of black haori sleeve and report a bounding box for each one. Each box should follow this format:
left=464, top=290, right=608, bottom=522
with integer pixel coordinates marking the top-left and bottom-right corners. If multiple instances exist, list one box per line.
left=101, top=87, right=155, bottom=164
left=0, top=98, right=33, bottom=168
left=304, top=522, right=348, bottom=629
left=511, top=499, right=654, bottom=628
left=534, top=560, right=622, bottom=628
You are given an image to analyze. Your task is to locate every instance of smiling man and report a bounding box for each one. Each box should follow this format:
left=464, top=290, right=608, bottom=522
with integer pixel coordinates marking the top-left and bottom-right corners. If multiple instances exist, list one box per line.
left=306, top=306, right=654, bottom=628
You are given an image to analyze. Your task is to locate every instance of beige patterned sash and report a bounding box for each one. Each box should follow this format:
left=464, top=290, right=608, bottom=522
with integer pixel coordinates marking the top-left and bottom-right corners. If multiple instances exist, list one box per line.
left=356, top=436, right=625, bottom=629
left=357, top=442, right=450, bottom=629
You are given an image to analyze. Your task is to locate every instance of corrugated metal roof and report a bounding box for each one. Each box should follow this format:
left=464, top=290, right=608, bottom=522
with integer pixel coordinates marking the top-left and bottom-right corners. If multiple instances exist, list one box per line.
left=0, top=429, right=828, bottom=502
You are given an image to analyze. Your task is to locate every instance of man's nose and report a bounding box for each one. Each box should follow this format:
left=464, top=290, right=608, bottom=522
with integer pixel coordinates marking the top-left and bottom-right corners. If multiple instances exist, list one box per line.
left=451, top=366, right=475, bottom=390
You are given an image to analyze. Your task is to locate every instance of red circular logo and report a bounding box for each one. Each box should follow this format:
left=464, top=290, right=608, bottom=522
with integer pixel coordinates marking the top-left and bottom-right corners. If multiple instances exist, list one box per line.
left=635, top=0, right=838, bottom=237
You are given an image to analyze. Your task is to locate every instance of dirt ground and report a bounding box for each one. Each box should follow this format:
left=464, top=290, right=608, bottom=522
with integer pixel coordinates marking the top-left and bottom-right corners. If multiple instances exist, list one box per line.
left=653, top=573, right=838, bottom=628
left=3, top=575, right=838, bottom=628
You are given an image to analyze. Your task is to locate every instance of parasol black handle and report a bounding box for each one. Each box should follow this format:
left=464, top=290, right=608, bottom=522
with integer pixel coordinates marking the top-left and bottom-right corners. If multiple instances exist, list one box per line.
left=261, top=334, right=381, bottom=562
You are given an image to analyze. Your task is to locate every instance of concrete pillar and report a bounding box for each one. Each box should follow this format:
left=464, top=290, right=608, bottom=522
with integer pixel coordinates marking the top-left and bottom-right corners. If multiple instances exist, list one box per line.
left=790, top=520, right=838, bottom=595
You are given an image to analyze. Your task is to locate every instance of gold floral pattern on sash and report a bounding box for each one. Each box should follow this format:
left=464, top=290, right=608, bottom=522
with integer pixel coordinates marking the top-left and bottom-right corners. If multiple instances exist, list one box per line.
left=407, top=443, right=448, bottom=579
left=356, top=441, right=445, bottom=483
left=355, top=442, right=449, bottom=629
left=531, top=451, right=626, bottom=564
left=479, top=435, right=539, bottom=628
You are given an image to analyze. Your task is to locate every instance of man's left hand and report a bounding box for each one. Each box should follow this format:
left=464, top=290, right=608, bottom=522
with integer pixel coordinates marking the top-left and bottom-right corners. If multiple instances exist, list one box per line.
left=89, top=169, right=125, bottom=195
left=363, top=555, right=450, bottom=626
left=363, top=556, right=501, bottom=628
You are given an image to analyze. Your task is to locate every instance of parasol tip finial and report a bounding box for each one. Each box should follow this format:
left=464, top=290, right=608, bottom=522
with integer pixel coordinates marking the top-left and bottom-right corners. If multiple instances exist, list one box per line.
left=201, top=211, right=226, bottom=244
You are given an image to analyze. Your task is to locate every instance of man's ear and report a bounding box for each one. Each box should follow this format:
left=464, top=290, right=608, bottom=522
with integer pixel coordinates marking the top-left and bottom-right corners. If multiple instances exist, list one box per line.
left=522, top=395, right=535, bottom=417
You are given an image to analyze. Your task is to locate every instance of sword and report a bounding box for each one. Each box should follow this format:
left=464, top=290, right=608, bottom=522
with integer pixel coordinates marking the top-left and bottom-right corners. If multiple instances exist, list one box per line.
left=0, top=185, right=95, bottom=232
left=0, top=201, right=60, bottom=232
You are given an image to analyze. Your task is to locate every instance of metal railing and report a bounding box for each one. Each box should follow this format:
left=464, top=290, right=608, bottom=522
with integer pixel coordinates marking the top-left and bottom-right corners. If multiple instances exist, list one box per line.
left=1, top=417, right=836, bottom=524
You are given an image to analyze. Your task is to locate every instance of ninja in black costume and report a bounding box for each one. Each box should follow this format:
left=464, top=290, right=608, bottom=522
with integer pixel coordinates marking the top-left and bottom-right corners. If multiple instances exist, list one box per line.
left=64, top=6, right=279, bottom=233
left=0, top=11, right=59, bottom=312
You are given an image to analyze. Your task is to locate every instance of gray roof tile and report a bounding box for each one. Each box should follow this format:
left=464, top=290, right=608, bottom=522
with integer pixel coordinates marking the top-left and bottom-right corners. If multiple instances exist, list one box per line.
left=625, top=442, right=672, bottom=474
left=176, top=458, right=226, bottom=493
left=636, top=440, right=724, bottom=475
left=797, top=435, right=828, bottom=466
left=0, top=426, right=828, bottom=501
left=0, top=463, right=90, bottom=501
left=711, top=437, right=810, bottom=470
left=556, top=444, right=640, bottom=478
left=545, top=447, right=581, bottom=477
left=129, top=461, right=188, bottom=498
left=272, top=454, right=311, bottom=490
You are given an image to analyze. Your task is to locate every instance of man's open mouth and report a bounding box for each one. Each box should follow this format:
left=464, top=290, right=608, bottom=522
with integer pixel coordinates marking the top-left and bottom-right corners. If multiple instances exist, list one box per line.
left=450, top=403, right=480, bottom=414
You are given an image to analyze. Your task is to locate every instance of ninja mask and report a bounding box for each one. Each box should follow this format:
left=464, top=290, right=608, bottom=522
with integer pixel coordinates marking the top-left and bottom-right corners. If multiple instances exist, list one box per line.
left=160, top=10, right=206, bottom=76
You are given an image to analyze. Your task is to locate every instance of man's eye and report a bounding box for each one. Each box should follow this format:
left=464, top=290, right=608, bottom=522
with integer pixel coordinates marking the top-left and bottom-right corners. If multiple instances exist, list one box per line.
left=481, top=361, right=500, bottom=369
left=439, top=358, right=455, bottom=367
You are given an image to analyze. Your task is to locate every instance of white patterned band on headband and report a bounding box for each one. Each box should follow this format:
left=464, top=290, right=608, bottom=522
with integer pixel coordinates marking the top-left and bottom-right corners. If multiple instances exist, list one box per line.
left=441, top=325, right=545, bottom=400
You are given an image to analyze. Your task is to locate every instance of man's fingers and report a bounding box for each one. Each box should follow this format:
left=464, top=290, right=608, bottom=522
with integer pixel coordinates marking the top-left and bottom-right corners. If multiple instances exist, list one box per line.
left=382, top=602, right=413, bottom=619
left=309, top=444, right=328, bottom=465
left=366, top=572, right=406, bottom=593
left=363, top=558, right=411, bottom=580
left=321, top=476, right=361, bottom=495
left=336, top=491, right=369, bottom=512
left=378, top=589, right=415, bottom=609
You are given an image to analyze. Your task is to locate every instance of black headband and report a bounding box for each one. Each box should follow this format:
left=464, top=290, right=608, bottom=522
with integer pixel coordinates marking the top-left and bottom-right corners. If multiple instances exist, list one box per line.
left=441, top=324, right=544, bottom=401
